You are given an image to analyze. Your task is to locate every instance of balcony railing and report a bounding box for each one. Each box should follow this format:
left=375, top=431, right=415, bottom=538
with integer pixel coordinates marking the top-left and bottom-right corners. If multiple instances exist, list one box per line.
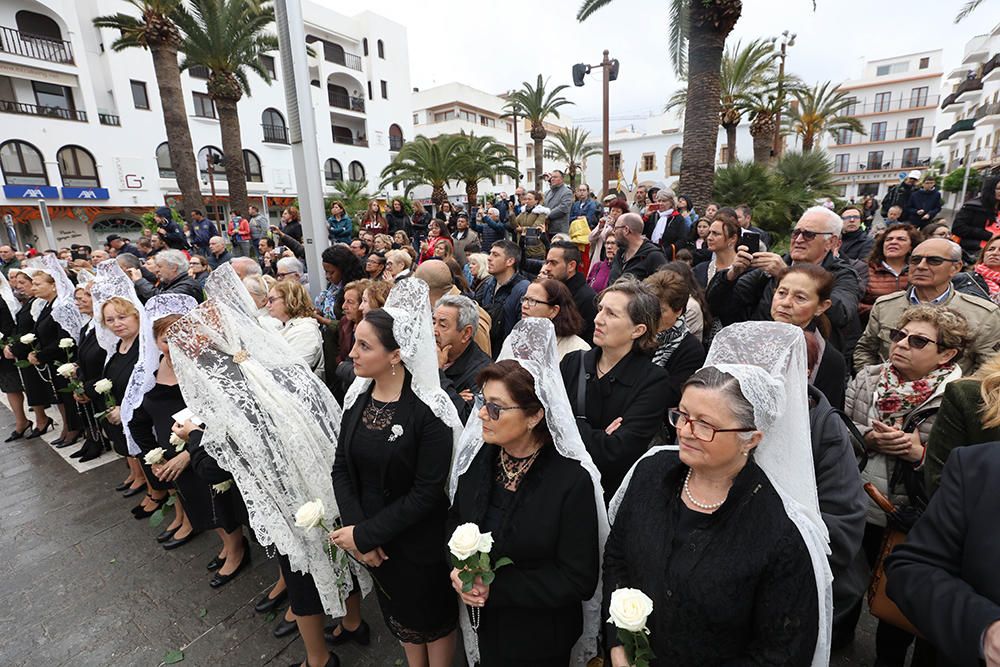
left=936, top=128, right=954, bottom=142
left=332, top=134, right=368, bottom=147
left=325, top=51, right=362, bottom=71
left=842, top=95, right=940, bottom=116
left=0, top=99, right=86, bottom=121
left=0, top=25, right=73, bottom=64
left=262, top=123, right=289, bottom=144
left=389, top=135, right=404, bottom=151
left=950, top=118, right=976, bottom=134
left=98, top=113, right=120, bottom=126
left=838, top=156, right=932, bottom=173
left=983, top=53, right=1000, bottom=80
left=832, top=127, right=935, bottom=146
left=328, top=90, right=365, bottom=112
left=975, top=102, right=1000, bottom=122
left=957, top=77, right=983, bottom=97
left=941, top=93, right=959, bottom=109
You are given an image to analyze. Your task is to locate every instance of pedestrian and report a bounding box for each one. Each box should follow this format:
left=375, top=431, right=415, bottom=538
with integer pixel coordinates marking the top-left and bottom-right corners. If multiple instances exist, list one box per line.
left=542, top=170, right=574, bottom=237
left=227, top=210, right=251, bottom=257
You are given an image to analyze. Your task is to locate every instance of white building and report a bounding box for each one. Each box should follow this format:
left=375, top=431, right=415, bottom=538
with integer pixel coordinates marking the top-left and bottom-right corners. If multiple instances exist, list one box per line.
left=821, top=50, right=943, bottom=202
left=410, top=82, right=569, bottom=207
left=0, top=1, right=412, bottom=249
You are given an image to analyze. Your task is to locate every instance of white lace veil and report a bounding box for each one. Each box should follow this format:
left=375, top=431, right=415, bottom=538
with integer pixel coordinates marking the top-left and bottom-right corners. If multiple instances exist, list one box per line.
left=90, top=259, right=143, bottom=357
left=204, top=262, right=258, bottom=317
left=167, top=299, right=360, bottom=617
left=0, top=266, right=20, bottom=318
left=449, top=318, right=611, bottom=666
left=40, top=255, right=87, bottom=342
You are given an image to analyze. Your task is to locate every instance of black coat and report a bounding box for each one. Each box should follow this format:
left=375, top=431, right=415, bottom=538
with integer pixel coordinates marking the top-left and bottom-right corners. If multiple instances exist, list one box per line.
left=603, top=451, right=819, bottom=665
left=813, top=337, right=847, bottom=410
left=560, top=348, right=671, bottom=503
left=887, top=443, right=1000, bottom=667
left=608, top=240, right=668, bottom=284
left=133, top=272, right=204, bottom=304
left=439, top=341, right=491, bottom=423
left=652, top=332, right=706, bottom=412
left=839, top=228, right=875, bottom=262
left=449, top=445, right=600, bottom=665
left=565, top=272, right=597, bottom=344
left=952, top=195, right=1000, bottom=258
left=332, top=376, right=453, bottom=560
left=76, top=324, right=105, bottom=383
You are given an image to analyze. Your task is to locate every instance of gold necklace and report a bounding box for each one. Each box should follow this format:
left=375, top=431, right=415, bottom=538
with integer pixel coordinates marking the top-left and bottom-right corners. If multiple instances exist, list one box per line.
left=499, top=447, right=541, bottom=482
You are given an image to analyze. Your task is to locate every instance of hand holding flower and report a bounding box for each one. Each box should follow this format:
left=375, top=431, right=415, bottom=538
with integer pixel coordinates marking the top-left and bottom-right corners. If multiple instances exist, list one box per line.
left=106, top=406, right=121, bottom=425
left=608, top=588, right=655, bottom=667
left=330, top=524, right=357, bottom=552
left=27, top=351, right=39, bottom=366
left=154, top=451, right=190, bottom=482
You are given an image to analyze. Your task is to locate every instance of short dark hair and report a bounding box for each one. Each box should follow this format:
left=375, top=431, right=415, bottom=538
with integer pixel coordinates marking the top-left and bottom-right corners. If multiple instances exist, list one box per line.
left=477, top=360, right=552, bottom=447
left=550, top=241, right=581, bottom=268
left=609, top=199, right=629, bottom=214
left=191, top=209, right=203, bottom=217
left=736, top=204, right=752, bottom=217
left=352, top=239, right=371, bottom=254
left=260, top=237, right=276, bottom=249
left=321, top=245, right=366, bottom=283
left=362, top=308, right=399, bottom=351
left=537, top=279, right=583, bottom=337
left=492, top=239, right=521, bottom=264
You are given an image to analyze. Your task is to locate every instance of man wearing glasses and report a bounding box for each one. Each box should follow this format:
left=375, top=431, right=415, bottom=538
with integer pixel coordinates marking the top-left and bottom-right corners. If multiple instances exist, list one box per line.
left=854, top=237, right=1000, bottom=373
left=838, top=207, right=874, bottom=261
left=706, top=206, right=862, bottom=356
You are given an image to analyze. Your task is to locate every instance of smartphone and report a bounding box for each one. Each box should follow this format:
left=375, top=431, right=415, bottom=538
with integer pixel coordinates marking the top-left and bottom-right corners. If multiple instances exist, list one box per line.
left=646, top=202, right=665, bottom=213
left=740, top=230, right=760, bottom=254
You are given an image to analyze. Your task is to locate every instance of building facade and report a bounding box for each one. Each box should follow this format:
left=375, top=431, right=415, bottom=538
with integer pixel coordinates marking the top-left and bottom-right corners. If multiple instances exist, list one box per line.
left=0, top=0, right=412, bottom=249
left=822, top=50, right=943, bottom=202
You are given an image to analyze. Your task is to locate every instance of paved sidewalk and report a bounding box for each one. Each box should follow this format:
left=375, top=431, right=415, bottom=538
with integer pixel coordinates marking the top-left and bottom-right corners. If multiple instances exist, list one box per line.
left=0, top=405, right=880, bottom=666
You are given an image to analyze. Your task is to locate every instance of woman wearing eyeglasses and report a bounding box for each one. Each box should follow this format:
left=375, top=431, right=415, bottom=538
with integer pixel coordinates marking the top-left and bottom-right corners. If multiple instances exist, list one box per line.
left=845, top=305, right=968, bottom=666
left=520, top=279, right=589, bottom=359
left=264, top=280, right=324, bottom=377
left=838, top=207, right=874, bottom=262
left=188, top=256, right=211, bottom=288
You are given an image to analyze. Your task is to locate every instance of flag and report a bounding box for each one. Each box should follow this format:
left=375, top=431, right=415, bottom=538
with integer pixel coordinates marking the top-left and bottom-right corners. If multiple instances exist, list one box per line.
left=630, top=163, right=638, bottom=192
left=615, top=168, right=624, bottom=196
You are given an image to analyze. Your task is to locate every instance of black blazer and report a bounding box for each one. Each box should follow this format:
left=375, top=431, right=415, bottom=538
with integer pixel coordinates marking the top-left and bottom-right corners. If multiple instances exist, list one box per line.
left=76, top=324, right=105, bottom=383
left=332, top=375, right=453, bottom=561
left=449, top=445, right=599, bottom=664
left=565, top=272, right=597, bottom=345
left=439, top=341, right=491, bottom=423
left=813, top=338, right=847, bottom=410
left=655, top=332, right=706, bottom=412
left=32, top=301, right=74, bottom=366
left=560, top=348, right=671, bottom=503
left=887, top=443, right=1000, bottom=667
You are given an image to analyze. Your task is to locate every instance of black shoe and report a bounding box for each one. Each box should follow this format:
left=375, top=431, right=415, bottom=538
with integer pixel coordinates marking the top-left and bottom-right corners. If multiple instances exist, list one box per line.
left=69, top=443, right=88, bottom=458
left=156, top=527, right=179, bottom=543
left=132, top=495, right=167, bottom=519
left=114, top=479, right=133, bottom=492
left=323, top=620, right=370, bottom=646
left=162, top=530, right=199, bottom=551
left=54, top=433, right=80, bottom=449
left=121, top=483, right=146, bottom=498
left=50, top=436, right=65, bottom=446
left=273, top=617, right=299, bottom=638
left=4, top=422, right=32, bottom=442
left=78, top=440, right=104, bottom=463
left=209, top=549, right=250, bottom=588
left=287, top=653, right=338, bottom=667
left=255, top=587, right=288, bottom=614
left=26, top=419, right=53, bottom=439
left=206, top=555, right=226, bottom=571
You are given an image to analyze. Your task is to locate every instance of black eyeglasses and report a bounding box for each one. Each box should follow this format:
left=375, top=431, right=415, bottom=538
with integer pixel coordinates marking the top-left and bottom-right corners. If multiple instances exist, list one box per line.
left=790, top=229, right=834, bottom=241
left=908, top=254, right=960, bottom=267
left=474, top=393, right=528, bottom=421
left=667, top=408, right=755, bottom=442
left=888, top=328, right=947, bottom=350
left=520, top=295, right=553, bottom=308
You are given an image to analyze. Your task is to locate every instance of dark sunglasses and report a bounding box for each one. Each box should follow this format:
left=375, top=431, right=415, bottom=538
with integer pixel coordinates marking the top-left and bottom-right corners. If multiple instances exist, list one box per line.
left=790, top=228, right=834, bottom=241
left=908, top=254, right=960, bottom=267
left=474, top=393, right=527, bottom=421
left=888, top=328, right=946, bottom=350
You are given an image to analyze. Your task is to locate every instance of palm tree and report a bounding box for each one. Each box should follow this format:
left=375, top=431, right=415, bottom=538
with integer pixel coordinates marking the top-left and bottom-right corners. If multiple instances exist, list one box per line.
left=173, top=0, right=278, bottom=220
left=380, top=135, right=462, bottom=206
left=579, top=0, right=743, bottom=207
left=93, top=0, right=203, bottom=217
left=328, top=179, right=370, bottom=227
left=664, top=38, right=779, bottom=163
left=786, top=81, right=865, bottom=153
left=955, top=0, right=986, bottom=22
left=545, top=127, right=601, bottom=188
left=503, top=75, right=573, bottom=192
left=452, top=134, right=519, bottom=209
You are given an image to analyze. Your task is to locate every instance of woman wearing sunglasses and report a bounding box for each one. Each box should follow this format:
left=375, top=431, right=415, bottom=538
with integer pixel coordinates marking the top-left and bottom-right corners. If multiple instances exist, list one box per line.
left=845, top=304, right=968, bottom=666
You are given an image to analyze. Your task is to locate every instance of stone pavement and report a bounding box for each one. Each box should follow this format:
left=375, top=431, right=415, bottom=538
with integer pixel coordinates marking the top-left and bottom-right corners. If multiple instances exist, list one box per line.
left=0, top=405, right=882, bottom=666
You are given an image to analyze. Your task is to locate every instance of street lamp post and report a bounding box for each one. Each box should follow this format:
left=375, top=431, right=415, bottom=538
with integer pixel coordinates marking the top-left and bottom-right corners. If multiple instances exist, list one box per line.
left=507, top=94, right=522, bottom=188
left=772, top=30, right=796, bottom=160
left=206, top=153, right=222, bottom=235
left=573, top=51, right=619, bottom=197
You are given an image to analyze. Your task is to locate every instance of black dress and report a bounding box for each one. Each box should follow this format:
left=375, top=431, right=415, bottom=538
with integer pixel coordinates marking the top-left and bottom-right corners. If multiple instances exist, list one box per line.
left=0, top=299, right=21, bottom=393
left=449, top=445, right=600, bottom=667
left=11, top=299, right=53, bottom=407
left=602, top=450, right=819, bottom=665
left=33, top=300, right=82, bottom=432
left=85, top=340, right=139, bottom=456
left=332, top=376, right=457, bottom=643
left=75, top=324, right=107, bottom=446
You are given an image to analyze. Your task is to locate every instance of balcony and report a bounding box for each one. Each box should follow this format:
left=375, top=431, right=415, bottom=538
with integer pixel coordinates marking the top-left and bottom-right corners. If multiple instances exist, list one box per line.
left=975, top=101, right=1000, bottom=127
left=936, top=127, right=954, bottom=143
left=983, top=53, right=1000, bottom=84
left=0, top=99, right=86, bottom=121
left=98, top=113, right=120, bottom=126
left=0, top=25, right=73, bottom=64
left=832, top=126, right=935, bottom=146
left=332, top=134, right=368, bottom=147
left=328, top=90, right=365, bottom=113
left=262, top=123, right=289, bottom=144
left=839, top=156, right=932, bottom=174
left=389, top=135, right=404, bottom=151
left=843, top=95, right=940, bottom=116
left=950, top=117, right=976, bottom=139
left=963, top=34, right=990, bottom=64
left=941, top=92, right=960, bottom=111
left=956, top=76, right=983, bottom=103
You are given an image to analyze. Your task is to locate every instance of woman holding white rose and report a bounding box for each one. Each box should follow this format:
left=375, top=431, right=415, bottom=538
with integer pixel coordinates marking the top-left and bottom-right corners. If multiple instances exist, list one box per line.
left=67, top=283, right=109, bottom=463
left=7, top=270, right=56, bottom=439
left=0, top=269, right=38, bottom=441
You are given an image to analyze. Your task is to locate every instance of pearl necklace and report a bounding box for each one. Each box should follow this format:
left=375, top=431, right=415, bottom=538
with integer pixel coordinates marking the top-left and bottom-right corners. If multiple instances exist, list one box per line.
left=683, top=469, right=726, bottom=510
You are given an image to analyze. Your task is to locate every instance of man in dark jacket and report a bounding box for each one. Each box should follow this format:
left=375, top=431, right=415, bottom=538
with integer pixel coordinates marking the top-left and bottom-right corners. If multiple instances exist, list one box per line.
left=206, top=236, right=233, bottom=269
left=106, top=234, right=143, bottom=259
left=881, top=171, right=919, bottom=217
left=609, top=213, right=668, bottom=283
left=886, top=443, right=1000, bottom=667
left=544, top=241, right=597, bottom=343
left=904, top=176, right=943, bottom=228
left=474, top=240, right=529, bottom=357
left=189, top=209, right=215, bottom=256
left=952, top=174, right=1000, bottom=260
left=128, top=249, right=204, bottom=303
left=153, top=206, right=189, bottom=250
left=434, top=294, right=491, bottom=422
left=838, top=206, right=874, bottom=261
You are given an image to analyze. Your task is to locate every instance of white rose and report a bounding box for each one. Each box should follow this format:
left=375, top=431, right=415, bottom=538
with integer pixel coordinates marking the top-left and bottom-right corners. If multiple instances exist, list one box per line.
left=448, top=522, right=485, bottom=561
left=94, top=378, right=113, bottom=394
left=608, top=588, right=654, bottom=633
left=143, top=447, right=166, bottom=466
left=212, top=480, right=232, bottom=494
left=58, top=337, right=75, bottom=349
left=294, top=498, right=325, bottom=529
left=56, top=362, right=77, bottom=379
left=169, top=433, right=185, bottom=452
left=477, top=531, right=494, bottom=554
left=19, top=334, right=36, bottom=345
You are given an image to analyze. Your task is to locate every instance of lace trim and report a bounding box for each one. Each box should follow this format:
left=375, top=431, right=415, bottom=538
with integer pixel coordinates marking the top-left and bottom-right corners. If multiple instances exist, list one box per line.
left=385, top=614, right=455, bottom=644
left=361, top=398, right=397, bottom=431
left=495, top=447, right=542, bottom=492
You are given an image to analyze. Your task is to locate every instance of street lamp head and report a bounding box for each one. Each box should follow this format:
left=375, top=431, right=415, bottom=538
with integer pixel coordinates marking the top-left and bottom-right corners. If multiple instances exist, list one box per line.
left=788, top=33, right=797, bottom=46
left=572, top=63, right=589, bottom=87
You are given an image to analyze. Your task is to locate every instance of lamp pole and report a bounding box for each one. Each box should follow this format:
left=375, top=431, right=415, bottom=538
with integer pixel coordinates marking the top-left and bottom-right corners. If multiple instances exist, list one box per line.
left=573, top=51, right=619, bottom=197
left=772, top=31, right=796, bottom=160
left=508, top=95, right=522, bottom=188
left=206, top=154, right=221, bottom=235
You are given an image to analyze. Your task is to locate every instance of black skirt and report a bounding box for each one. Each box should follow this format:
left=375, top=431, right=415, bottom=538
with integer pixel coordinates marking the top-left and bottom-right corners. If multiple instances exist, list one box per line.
left=21, top=364, right=54, bottom=408
left=277, top=552, right=325, bottom=617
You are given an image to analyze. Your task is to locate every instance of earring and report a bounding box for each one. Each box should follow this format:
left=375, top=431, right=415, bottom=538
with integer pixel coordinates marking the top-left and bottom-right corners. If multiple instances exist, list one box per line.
left=391, top=364, right=396, bottom=376
left=742, top=449, right=749, bottom=457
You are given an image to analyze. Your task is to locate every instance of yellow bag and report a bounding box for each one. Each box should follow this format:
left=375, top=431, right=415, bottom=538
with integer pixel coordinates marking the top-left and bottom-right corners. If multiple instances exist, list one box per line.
left=569, top=216, right=591, bottom=245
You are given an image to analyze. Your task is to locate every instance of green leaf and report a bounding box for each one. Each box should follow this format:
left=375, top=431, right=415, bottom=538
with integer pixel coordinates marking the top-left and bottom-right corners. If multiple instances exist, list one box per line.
left=458, top=569, right=474, bottom=585
left=461, top=581, right=473, bottom=593
left=480, top=571, right=495, bottom=585
left=163, top=649, right=184, bottom=664
left=198, top=608, right=208, bottom=618
left=148, top=508, right=165, bottom=528
left=394, top=660, right=403, bottom=666
left=478, top=552, right=490, bottom=570
left=493, top=556, right=513, bottom=569
left=265, top=611, right=277, bottom=622
left=109, top=558, right=117, bottom=564
left=165, top=495, right=176, bottom=507
left=14, top=360, right=30, bottom=368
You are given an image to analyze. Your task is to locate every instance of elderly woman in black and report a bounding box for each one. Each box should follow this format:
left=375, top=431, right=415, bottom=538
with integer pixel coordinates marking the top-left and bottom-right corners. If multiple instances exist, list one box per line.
left=68, top=283, right=110, bottom=463
left=6, top=270, right=55, bottom=440
left=0, top=270, right=39, bottom=441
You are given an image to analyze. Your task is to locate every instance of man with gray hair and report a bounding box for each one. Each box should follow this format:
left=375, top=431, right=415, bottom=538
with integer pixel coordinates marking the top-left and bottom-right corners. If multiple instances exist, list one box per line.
left=707, top=205, right=862, bottom=356
left=128, top=249, right=203, bottom=303
left=855, top=237, right=1000, bottom=373
left=433, top=293, right=491, bottom=422
left=231, top=256, right=262, bottom=279
left=207, top=236, right=232, bottom=269
left=275, top=256, right=304, bottom=283
left=414, top=259, right=492, bottom=357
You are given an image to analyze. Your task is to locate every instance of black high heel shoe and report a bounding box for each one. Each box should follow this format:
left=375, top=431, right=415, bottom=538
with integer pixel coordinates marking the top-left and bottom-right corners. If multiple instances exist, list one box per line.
left=55, top=433, right=81, bottom=449
left=4, top=422, right=32, bottom=442
left=26, top=419, right=53, bottom=439
left=255, top=586, right=288, bottom=614
left=78, top=440, right=104, bottom=463
left=210, top=544, right=250, bottom=588
left=132, top=494, right=167, bottom=519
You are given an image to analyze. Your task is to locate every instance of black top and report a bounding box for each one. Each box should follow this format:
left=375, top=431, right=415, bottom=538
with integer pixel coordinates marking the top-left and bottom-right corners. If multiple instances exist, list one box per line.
left=0, top=299, right=17, bottom=374
left=654, top=332, right=706, bottom=412
left=128, top=381, right=184, bottom=456
left=603, top=450, right=819, bottom=665
left=86, top=339, right=139, bottom=404
left=31, top=300, right=74, bottom=367
left=560, top=348, right=671, bottom=503
left=813, top=338, right=847, bottom=410
left=439, top=340, right=491, bottom=423
left=565, top=272, right=597, bottom=344
left=75, top=324, right=105, bottom=383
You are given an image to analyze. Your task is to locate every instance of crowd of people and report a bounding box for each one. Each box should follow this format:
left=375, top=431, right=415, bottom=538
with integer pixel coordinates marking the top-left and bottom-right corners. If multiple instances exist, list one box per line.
left=4, top=168, right=1000, bottom=667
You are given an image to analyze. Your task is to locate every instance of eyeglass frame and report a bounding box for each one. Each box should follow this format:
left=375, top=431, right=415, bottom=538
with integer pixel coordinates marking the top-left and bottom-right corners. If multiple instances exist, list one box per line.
left=907, top=254, right=960, bottom=267
left=887, top=327, right=948, bottom=350
left=520, top=295, right=554, bottom=308
left=790, top=228, right=835, bottom=241
left=474, top=392, right=529, bottom=421
left=667, top=408, right=756, bottom=442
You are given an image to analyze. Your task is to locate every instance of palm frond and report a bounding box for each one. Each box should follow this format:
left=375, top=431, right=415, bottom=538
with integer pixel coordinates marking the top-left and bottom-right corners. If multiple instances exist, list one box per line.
left=576, top=0, right=616, bottom=21
left=955, top=0, right=985, bottom=23
left=667, top=0, right=689, bottom=78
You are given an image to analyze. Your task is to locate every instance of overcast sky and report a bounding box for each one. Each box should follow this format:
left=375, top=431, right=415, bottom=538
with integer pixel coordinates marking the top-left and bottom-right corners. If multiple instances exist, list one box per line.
left=321, top=0, right=1000, bottom=134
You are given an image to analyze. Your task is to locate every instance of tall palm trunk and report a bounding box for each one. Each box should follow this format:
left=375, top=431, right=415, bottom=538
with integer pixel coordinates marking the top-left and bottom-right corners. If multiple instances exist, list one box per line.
left=802, top=133, right=814, bottom=153
left=214, top=96, right=249, bottom=219
left=431, top=183, right=446, bottom=207
left=749, top=112, right=774, bottom=164
left=465, top=181, right=478, bottom=209
left=532, top=126, right=545, bottom=192
left=150, top=42, right=202, bottom=217
left=723, top=123, right=738, bottom=163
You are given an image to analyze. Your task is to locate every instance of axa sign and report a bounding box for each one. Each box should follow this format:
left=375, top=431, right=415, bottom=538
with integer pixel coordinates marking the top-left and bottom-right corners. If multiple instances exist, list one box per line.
left=2, top=185, right=59, bottom=199
left=61, top=187, right=110, bottom=200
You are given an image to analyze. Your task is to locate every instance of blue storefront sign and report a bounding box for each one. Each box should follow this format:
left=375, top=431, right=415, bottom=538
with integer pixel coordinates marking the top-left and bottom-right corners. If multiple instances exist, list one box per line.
left=3, top=185, right=59, bottom=199
left=61, top=187, right=110, bottom=200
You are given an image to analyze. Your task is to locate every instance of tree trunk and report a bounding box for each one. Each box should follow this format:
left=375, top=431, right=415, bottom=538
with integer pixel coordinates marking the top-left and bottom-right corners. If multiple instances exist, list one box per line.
left=466, top=181, right=478, bottom=209
left=214, top=96, right=249, bottom=220
left=432, top=184, right=446, bottom=206
left=149, top=43, right=202, bottom=219
left=533, top=137, right=544, bottom=192
left=802, top=133, right=814, bottom=153
left=724, top=123, right=738, bottom=163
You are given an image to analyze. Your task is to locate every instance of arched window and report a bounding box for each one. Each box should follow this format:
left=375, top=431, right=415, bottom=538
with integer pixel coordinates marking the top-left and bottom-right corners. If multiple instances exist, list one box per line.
left=262, top=108, right=288, bottom=143
left=14, top=11, right=71, bottom=63
left=348, top=160, right=365, bottom=183
left=243, top=150, right=263, bottom=183
left=324, top=158, right=343, bottom=185
left=15, top=10, right=63, bottom=40
left=198, top=146, right=225, bottom=179
left=363, top=38, right=368, bottom=56
left=0, top=140, right=48, bottom=185
left=388, top=123, right=404, bottom=151
left=155, top=142, right=174, bottom=178
left=377, top=39, right=384, bottom=59
left=57, top=145, right=99, bottom=187
left=668, top=147, right=682, bottom=176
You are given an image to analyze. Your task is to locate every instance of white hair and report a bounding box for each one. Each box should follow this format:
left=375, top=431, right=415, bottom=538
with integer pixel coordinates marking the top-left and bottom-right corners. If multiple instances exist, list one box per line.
left=231, top=256, right=262, bottom=276
left=276, top=256, right=304, bottom=276
left=800, top=206, right=843, bottom=238
left=435, top=294, right=480, bottom=332
left=156, top=249, right=189, bottom=276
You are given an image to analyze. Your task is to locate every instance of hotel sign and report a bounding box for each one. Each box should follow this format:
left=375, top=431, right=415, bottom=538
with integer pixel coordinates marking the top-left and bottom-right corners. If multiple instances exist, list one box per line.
left=0, top=61, right=77, bottom=88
